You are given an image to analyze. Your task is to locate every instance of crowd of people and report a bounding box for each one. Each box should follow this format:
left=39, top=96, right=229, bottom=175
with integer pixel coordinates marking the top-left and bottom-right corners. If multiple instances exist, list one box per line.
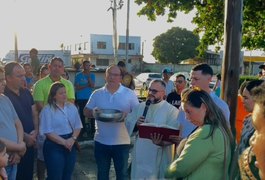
left=0, top=48, right=265, bottom=180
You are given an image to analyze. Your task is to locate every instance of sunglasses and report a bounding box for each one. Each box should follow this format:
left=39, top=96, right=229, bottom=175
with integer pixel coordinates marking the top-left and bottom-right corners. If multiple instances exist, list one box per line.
left=148, top=88, right=163, bottom=94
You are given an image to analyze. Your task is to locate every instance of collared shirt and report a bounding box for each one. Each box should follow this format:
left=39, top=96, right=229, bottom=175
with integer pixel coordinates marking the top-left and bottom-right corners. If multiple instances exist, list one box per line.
left=86, top=84, right=139, bottom=145
left=4, top=87, right=34, bottom=133
left=33, top=75, right=75, bottom=105
left=40, top=103, right=82, bottom=136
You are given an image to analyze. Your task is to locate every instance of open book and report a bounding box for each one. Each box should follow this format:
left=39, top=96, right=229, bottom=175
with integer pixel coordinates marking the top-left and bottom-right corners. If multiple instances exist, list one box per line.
left=138, top=123, right=180, bottom=143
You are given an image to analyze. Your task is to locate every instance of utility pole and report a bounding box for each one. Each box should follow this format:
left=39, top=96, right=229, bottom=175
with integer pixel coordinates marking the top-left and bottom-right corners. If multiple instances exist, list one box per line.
left=14, top=33, right=18, bottom=62
left=222, top=0, right=243, bottom=136
left=108, top=0, right=124, bottom=64
left=125, top=0, right=130, bottom=66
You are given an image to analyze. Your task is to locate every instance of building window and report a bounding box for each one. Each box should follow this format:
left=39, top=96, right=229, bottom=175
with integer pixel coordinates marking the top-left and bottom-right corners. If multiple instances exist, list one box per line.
left=118, top=43, right=135, bottom=50
left=97, top=41, right=106, bottom=49
left=119, top=43, right=126, bottom=50
left=96, top=59, right=109, bottom=66
left=129, top=43, right=134, bottom=50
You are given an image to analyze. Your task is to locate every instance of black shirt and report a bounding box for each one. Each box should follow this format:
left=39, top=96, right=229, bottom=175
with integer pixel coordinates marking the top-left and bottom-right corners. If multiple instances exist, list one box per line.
left=166, top=90, right=181, bottom=109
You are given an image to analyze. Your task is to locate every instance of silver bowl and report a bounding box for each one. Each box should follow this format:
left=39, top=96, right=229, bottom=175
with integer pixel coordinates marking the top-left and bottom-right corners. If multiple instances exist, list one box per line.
left=93, top=109, right=125, bottom=122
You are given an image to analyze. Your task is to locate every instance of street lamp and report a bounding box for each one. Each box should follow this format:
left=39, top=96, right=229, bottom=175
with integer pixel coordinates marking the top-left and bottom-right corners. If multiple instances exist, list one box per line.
left=108, top=0, right=124, bottom=64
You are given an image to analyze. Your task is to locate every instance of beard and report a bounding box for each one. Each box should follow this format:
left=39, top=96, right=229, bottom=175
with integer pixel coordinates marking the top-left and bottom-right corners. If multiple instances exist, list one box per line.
left=147, top=95, right=162, bottom=104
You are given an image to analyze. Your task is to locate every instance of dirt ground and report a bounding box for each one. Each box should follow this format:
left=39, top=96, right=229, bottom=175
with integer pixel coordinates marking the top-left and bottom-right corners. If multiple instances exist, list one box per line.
left=72, top=140, right=119, bottom=180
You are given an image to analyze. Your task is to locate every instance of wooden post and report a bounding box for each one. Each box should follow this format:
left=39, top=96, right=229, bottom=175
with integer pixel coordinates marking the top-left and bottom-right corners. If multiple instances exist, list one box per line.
left=221, top=0, right=243, bottom=137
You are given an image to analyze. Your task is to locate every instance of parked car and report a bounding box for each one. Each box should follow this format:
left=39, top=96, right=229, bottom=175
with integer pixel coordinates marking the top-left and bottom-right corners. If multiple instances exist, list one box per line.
left=169, top=72, right=190, bottom=82
left=134, top=73, right=162, bottom=89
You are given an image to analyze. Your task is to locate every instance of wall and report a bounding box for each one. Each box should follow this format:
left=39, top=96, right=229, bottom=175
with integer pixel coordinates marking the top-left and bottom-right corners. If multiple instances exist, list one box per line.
left=141, top=63, right=222, bottom=74
left=90, top=34, right=141, bottom=55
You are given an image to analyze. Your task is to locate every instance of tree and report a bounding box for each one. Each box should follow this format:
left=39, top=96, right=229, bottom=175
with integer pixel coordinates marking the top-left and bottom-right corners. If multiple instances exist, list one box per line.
left=152, top=27, right=199, bottom=64
left=135, top=0, right=265, bottom=55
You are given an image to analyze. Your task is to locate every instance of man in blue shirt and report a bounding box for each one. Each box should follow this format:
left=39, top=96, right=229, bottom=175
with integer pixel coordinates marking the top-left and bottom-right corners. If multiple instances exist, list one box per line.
left=74, top=60, right=95, bottom=139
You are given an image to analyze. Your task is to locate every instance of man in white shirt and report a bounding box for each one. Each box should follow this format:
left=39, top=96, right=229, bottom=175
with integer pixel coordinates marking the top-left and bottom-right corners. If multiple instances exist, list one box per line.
left=84, top=65, right=139, bottom=180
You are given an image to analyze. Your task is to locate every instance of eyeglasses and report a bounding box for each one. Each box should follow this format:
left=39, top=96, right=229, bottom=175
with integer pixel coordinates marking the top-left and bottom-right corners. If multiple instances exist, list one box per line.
left=148, top=88, right=163, bottom=94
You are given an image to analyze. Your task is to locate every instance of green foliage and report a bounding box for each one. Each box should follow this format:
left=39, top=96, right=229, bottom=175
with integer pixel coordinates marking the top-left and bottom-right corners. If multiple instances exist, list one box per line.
left=152, top=27, right=199, bottom=64
left=239, top=75, right=259, bottom=87
left=134, top=0, right=265, bottom=56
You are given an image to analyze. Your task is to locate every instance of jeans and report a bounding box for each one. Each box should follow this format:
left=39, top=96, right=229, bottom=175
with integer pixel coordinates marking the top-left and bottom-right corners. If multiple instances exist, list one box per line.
left=16, top=146, right=35, bottom=180
left=5, top=164, right=17, bottom=180
left=43, top=134, right=77, bottom=180
left=94, top=141, right=130, bottom=180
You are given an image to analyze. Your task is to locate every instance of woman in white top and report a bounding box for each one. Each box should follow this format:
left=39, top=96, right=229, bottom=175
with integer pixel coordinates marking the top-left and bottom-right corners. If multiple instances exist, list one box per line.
left=40, top=82, right=82, bottom=180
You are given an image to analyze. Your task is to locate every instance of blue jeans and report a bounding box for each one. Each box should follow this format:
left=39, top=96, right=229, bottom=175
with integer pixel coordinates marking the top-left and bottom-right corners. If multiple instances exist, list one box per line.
left=43, top=134, right=77, bottom=180
left=5, top=164, right=17, bottom=180
left=94, top=141, right=130, bottom=180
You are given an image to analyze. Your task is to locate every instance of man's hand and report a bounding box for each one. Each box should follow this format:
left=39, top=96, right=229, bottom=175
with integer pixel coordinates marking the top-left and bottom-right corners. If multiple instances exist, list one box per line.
left=8, top=153, right=21, bottom=165
left=136, top=116, right=145, bottom=126
left=24, top=132, right=37, bottom=147
left=150, top=133, right=164, bottom=146
left=169, top=135, right=182, bottom=145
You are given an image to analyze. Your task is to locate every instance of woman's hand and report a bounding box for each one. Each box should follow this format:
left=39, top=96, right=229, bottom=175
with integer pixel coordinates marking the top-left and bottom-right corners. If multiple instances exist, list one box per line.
left=64, top=138, right=75, bottom=151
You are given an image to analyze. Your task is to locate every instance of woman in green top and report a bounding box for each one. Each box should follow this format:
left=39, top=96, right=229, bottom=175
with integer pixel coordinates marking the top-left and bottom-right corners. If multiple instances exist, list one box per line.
left=165, top=88, right=234, bottom=180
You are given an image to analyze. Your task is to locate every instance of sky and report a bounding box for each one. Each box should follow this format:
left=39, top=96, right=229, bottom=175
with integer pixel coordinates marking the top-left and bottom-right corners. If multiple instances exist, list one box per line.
left=0, top=0, right=196, bottom=63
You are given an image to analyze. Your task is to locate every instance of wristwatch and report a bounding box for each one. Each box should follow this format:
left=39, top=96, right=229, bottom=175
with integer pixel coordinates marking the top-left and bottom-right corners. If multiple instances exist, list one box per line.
left=72, top=136, right=77, bottom=141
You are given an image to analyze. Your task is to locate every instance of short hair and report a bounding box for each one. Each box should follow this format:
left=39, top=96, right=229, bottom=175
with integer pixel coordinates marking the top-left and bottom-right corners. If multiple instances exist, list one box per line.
left=245, top=80, right=264, bottom=95
left=106, top=64, right=122, bottom=75
left=50, top=57, right=64, bottom=65
left=176, top=74, right=186, bottom=81
left=216, top=73, right=221, bottom=80
left=192, top=63, right=213, bottom=76
left=82, top=60, right=90, bottom=66
left=4, top=62, right=22, bottom=76
left=47, top=82, right=66, bottom=109
left=40, top=64, right=48, bottom=73
left=30, top=48, right=38, bottom=54
left=117, top=61, right=126, bottom=68
left=252, top=82, right=265, bottom=117
left=150, top=79, right=166, bottom=90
